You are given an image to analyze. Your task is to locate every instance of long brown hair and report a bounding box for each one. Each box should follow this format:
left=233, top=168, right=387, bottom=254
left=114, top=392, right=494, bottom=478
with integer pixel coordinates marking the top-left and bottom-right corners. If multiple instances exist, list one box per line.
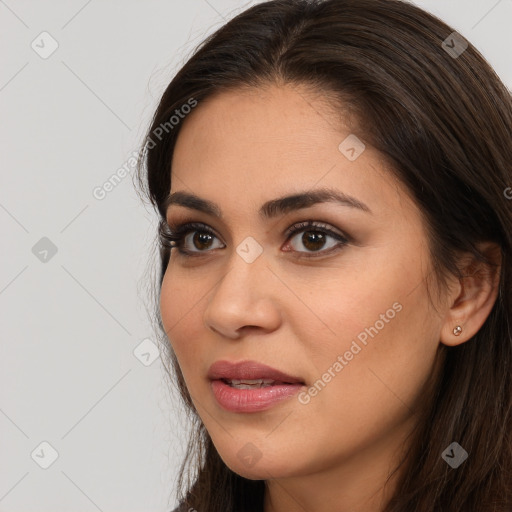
left=134, top=1, right=512, bottom=510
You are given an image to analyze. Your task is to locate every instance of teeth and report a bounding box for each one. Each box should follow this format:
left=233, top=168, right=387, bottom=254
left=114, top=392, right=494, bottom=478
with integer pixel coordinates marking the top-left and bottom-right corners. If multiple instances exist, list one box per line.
left=227, top=379, right=276, bottom=389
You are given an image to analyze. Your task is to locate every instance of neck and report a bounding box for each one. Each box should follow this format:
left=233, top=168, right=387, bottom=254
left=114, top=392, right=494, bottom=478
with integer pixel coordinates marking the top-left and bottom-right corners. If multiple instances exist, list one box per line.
left=263, top=417, right=414, bottom=512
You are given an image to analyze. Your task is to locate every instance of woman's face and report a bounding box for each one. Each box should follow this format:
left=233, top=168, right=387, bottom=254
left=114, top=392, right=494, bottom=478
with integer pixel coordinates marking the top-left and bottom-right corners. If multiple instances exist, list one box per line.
left=160, top=84, right=447, bottom=485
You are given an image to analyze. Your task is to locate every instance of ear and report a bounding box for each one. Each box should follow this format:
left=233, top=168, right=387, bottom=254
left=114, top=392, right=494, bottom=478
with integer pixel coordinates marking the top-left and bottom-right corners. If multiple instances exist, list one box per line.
left=440, top=242, right=502, bottom=347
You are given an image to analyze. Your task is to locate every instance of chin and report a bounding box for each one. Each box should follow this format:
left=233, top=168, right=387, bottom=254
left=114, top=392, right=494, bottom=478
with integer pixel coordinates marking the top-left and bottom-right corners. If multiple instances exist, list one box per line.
left=218, top=447, right=301, bottom=481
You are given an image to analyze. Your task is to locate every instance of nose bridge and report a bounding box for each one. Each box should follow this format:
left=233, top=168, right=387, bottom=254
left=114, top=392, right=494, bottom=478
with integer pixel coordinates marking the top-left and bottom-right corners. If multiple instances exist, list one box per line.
left=212, top=242, right=270, bottom=302
left=203, top=243, right=282, bottom=336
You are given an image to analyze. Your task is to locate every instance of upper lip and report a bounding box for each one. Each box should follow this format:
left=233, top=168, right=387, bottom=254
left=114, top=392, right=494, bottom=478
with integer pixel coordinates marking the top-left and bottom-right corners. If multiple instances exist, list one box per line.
left=208, top=360, right=305, bottom=384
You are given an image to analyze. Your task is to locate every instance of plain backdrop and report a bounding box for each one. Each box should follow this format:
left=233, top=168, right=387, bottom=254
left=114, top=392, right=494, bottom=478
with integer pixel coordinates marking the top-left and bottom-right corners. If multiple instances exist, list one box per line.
left=1, top=1, right=511, bottom=511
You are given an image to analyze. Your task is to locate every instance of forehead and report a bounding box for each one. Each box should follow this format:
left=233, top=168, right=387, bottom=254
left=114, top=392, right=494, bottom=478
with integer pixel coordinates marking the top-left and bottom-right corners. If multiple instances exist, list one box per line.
left=172, top=84, right=347, bottom=168
left=169, top=84, right=415, bottom=222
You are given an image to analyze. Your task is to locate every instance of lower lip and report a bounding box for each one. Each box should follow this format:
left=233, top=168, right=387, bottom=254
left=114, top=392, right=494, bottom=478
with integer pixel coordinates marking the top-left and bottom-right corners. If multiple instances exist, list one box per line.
left=210, top=379, right=304, bottom=412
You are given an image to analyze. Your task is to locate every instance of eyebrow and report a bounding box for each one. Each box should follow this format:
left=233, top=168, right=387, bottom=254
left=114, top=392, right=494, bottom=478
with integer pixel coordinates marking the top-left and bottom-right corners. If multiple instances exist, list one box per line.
left=164, top=187, right=372, bottom=219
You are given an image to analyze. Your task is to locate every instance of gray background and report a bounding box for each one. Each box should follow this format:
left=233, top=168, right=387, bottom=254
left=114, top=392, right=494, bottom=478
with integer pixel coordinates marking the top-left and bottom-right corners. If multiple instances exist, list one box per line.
left=1, top=1, right=511, bottom=511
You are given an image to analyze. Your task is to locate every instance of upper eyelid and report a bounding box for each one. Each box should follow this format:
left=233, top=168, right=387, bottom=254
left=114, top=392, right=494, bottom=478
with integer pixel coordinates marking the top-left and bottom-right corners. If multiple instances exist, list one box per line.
left=165, top=219, right=349, bottom=244
left=165, top=218, right=342, bottom=233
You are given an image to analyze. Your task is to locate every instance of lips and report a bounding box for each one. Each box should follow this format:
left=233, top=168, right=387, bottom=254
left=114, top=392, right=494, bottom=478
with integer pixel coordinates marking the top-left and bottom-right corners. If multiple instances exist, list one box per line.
left=208, top=360, right=306, bottom=413
left=208, top=360, right=305, bottom=385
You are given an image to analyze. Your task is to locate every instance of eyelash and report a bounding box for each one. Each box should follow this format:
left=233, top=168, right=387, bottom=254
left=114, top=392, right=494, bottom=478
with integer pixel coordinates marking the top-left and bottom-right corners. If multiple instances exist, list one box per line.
left=160, top=220, right=350, bottom=259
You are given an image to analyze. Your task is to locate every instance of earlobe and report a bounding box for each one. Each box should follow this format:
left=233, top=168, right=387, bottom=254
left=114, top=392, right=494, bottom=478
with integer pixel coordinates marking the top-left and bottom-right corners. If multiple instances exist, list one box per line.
left=439, top=242, right=502, bottom=347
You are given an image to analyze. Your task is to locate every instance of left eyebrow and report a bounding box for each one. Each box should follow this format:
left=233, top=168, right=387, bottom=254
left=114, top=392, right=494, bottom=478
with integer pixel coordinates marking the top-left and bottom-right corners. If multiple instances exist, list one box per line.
left=164, top=187, right=372, bottom=219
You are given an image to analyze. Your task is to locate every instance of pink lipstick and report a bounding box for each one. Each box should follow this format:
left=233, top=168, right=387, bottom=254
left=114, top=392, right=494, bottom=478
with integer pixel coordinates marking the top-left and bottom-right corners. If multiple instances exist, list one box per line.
left=208, top=360, right=305, bottom=413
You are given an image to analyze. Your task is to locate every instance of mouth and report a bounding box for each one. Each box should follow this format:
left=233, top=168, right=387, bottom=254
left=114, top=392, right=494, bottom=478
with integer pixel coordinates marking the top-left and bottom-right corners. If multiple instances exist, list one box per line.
left=220, top=378, right=299, bottom=389
left=207, top=360, right=306, bottom=413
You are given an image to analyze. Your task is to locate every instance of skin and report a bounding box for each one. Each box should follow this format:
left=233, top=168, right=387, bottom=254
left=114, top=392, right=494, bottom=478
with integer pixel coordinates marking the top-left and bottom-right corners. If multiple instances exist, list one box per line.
left=159, top=83, right=500, bottom=512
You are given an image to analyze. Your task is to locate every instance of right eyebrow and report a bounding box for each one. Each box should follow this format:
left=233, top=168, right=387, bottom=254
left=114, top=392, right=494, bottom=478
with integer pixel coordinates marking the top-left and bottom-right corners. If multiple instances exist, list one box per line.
left=164, top=186, right=372, bottom=220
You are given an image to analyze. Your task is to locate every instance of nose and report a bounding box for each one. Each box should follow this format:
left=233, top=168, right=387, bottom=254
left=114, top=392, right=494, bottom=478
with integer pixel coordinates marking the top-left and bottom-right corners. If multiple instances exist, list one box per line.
left=203, top=251, right=282, bottom=339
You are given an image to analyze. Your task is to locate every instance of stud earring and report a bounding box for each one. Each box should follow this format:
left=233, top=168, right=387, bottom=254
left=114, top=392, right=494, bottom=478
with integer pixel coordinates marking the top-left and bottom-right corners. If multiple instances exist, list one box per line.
left=453, top=325, right=462, bottom=336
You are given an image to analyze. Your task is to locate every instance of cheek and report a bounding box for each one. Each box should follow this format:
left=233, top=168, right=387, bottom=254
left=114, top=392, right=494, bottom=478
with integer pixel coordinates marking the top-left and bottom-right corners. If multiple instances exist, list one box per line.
left=159, top=269, right=206, bottom=366
left=292, top=266, right=407, bottom=359
left=304, top=277, right=439, bottom=421
left=297, top=248, right=439, bottom=405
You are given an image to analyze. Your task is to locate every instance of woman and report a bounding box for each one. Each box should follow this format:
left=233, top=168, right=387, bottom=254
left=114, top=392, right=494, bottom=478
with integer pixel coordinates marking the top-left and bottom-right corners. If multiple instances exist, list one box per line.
left=135, top=0, right=512, bottom=510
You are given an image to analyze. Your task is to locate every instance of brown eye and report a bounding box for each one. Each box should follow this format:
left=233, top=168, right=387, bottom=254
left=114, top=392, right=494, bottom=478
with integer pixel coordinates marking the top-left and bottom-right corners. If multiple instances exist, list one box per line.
left=164, top=220, right=349, bottom=259
left=188, top=231, right=216, bottom=251
left=162, top=222, right=224, bottom=256
left=295, top=230, right=329, bottom=252
left=286, top=224, right=347, bottom=256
